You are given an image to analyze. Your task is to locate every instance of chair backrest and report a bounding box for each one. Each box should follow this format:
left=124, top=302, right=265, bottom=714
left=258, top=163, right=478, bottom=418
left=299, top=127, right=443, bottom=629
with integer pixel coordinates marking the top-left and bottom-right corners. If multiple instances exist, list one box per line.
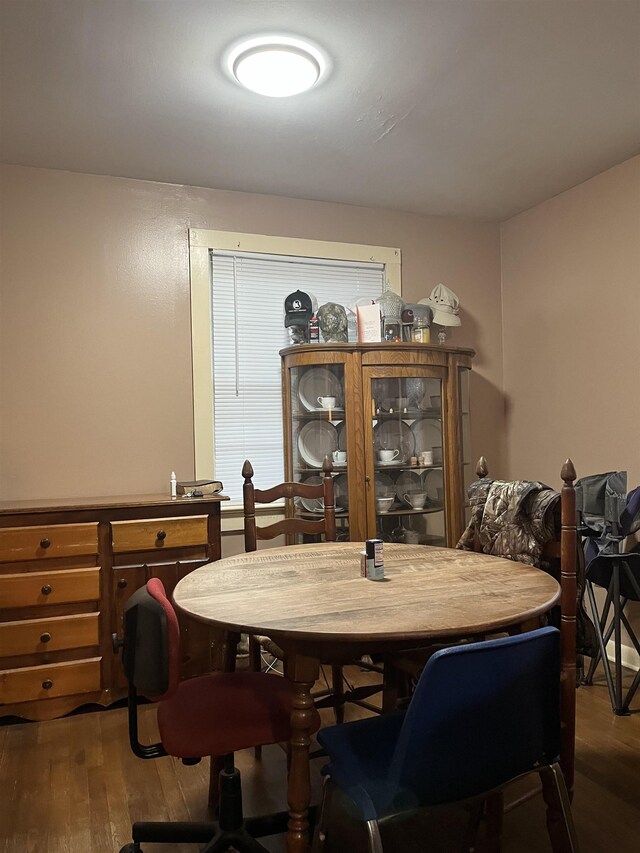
left=123, top=577, right=181, bottom=702
left=242, top=456, right=336, bottom=552
left=389, top=627, right=561, bottom=807
left=576, top=470, right=627, bottom=536
left=468, top=456, right=578, bottom=798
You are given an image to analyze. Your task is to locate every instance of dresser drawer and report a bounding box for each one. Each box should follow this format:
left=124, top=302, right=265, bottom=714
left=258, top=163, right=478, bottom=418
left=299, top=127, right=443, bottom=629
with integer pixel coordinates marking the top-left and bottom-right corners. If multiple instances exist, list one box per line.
left=0, top=523, right=98, bottom=562
left=111, top=516, right=208, bottom=553
left=0, top=613, right=99, bottom=657
left=0, top=657, right=101, bottom=704
left=0, top=568, right=100, bottom=609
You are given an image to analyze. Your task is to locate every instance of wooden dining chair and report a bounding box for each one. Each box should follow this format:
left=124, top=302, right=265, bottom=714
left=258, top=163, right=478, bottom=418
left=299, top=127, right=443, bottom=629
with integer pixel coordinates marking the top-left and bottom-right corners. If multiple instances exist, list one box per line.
left=242, top=457, right=350, bottom=731
left=381, top=458, right=580, bottom=849
left=470, top=457, right=580, bottom=804
left=242, top=456, right=336, bottom=552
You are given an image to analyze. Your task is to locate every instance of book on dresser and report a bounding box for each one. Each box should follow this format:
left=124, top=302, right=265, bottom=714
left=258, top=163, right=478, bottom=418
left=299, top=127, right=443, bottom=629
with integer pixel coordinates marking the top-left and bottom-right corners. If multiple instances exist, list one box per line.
left=176, top=479, right=223, bottom=496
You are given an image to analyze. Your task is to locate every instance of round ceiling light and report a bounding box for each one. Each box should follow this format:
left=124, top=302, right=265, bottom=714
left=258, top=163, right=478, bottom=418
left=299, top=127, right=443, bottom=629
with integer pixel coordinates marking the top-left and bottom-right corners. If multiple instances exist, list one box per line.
left=227, top=36, right=326, bottom=97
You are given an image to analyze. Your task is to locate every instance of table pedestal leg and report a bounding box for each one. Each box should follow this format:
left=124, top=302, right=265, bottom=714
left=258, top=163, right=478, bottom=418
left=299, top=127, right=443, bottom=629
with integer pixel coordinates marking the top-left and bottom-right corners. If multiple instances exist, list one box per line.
left=287, top=655, right=320, bottom=853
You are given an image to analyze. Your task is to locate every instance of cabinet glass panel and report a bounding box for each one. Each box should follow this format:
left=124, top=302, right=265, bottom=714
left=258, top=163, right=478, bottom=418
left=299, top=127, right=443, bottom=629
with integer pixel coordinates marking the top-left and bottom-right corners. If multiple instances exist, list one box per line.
left=459, top=367, right=472, bottom=524
left=289, top=364, right=349, bottom=540
left=370, top=376, right=446, bottom=546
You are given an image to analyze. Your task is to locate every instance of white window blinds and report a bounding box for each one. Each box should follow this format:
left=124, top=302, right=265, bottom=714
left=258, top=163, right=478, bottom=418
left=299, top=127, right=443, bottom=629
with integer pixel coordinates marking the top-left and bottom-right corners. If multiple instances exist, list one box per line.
left=210, top=251, right=384, bottom=504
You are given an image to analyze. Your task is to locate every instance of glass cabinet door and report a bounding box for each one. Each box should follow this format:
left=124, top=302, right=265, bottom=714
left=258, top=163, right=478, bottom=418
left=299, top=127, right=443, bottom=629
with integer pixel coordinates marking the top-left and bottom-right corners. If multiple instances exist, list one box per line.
left=288, top=362, right=350, bottom=540
left=369, top=373, right=447, bottom=546
left=459, top=366, right=473, bottom=525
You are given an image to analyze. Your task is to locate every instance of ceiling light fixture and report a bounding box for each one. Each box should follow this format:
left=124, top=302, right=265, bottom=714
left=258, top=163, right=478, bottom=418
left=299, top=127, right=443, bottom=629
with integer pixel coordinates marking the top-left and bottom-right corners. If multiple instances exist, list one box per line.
left=227, top=36, right=326, bottom=97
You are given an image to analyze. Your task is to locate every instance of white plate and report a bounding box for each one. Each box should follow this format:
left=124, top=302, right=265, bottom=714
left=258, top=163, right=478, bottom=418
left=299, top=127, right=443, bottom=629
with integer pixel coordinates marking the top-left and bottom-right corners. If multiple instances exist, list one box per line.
left=373, top=420, right=415, bottom=462
left=333, top=473, right=349, bottom=510
left=410, top=418, right=442, bottom=456
left=336, top=420, right=348, bottom=451
left=375, top=460, right=401, bottom=466
left=395, top=469, right=423, bottom=503
left=374, top=472, right=395, bottom=499
left=298, top=421, right=338, bottom=468
left=298, top=475, right=324, bottom=513
left=423, top=468, right=445, bottom=503
left=298, top=367, right=343, bottom=412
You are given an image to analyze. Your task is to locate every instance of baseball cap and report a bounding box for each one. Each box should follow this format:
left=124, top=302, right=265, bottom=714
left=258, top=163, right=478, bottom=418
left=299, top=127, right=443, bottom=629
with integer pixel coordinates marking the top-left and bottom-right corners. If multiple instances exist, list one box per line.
left=284, top=290, right=313, bottom=327
left=403, top=303, right=432, bottom=325
left=420, top=284, right=461, bottom=327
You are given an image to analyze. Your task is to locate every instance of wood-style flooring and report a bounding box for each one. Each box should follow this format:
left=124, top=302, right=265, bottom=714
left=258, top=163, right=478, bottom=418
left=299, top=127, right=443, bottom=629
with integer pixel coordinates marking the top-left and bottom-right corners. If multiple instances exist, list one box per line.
left=0, top=665, right=638, bottom=853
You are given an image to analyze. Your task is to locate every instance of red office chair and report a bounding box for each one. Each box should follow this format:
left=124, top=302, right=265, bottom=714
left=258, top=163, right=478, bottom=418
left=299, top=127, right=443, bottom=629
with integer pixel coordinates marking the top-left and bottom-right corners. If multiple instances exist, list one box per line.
left=115, top=578, right=321, bottom=853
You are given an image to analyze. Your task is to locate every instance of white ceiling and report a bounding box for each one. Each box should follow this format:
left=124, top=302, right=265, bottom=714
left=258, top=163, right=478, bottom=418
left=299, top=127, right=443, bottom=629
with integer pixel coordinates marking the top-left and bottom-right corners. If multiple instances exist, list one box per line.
left=1, top=0, right=639, bottom=221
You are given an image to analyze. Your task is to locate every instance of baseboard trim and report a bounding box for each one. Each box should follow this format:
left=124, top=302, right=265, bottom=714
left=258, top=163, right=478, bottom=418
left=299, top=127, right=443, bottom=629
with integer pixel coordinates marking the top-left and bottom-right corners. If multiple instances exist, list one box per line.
left=606, top=640, right=640, bottom=672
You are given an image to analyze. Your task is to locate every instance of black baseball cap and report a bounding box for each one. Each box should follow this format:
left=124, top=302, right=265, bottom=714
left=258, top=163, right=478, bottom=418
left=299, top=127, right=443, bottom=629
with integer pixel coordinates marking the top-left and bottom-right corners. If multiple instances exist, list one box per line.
left=284, top=289, right=313, bottom=327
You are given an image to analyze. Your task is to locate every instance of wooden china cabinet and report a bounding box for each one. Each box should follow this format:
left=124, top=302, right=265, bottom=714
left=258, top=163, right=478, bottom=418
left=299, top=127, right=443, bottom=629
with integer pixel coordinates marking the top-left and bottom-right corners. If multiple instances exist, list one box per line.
left=281, top=343, right=474, bottom=547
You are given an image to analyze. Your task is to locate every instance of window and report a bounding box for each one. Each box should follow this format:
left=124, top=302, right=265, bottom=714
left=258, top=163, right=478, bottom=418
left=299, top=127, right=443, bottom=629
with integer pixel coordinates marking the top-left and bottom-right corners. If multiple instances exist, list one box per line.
left=189, top=230, right=401, bottom=506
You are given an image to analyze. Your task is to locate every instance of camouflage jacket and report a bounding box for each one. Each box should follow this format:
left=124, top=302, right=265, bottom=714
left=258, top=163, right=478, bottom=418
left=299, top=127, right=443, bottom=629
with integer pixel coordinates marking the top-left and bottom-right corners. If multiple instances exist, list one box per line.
left=457, top=478, right=558, bottom=567
left=457, top=477, right=597, bottom=658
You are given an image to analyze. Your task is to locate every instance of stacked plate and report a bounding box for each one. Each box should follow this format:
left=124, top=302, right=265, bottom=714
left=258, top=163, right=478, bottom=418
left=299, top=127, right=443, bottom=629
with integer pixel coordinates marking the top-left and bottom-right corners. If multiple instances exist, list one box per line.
left=374, top=472, right=395, bottom=499
left=298, top=367, right=343, bottom=412
left=395, top=470, right=422, bottom=503
left=423, top=468, right=445, bottom=504
left=333, top=473, right=349, bottom=510
left=297, top=473, right=346, bottom=513
left=410, top=418, right=442, bottom=458
left=373, top=420, right=414, bottom=462
left=298, top=421, right=338, bottom=468
left=297, top=475, right=324, bottom=513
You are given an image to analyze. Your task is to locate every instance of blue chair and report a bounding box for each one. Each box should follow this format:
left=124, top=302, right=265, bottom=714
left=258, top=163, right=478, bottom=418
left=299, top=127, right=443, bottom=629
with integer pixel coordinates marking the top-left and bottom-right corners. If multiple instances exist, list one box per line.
left=314, top=627, right=579, bottom=853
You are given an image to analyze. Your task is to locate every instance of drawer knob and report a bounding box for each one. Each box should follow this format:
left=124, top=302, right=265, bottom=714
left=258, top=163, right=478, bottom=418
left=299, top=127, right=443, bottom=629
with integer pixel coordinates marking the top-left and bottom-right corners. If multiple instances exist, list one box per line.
left=40, top=632, right=52, bottom=644
left=42, top=680, right=53, bottom=690
left=41, top=584, right=52, bottom=595
left=156, top=529, right=167, bottom=541
left=117, top=578, right=128, bottom=589
left=40, top=538, right=51, bottom=549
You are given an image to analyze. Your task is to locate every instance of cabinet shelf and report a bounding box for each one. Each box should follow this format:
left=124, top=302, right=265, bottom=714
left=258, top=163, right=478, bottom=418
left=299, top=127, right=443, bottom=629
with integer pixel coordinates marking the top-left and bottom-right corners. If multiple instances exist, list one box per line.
left=294, top=464, right=444, bottom=475
left=292, top=410, right=345, bottom=420
left=372, top=408, right=442, bottom=420
left=378, top=505, right=444, bottom=517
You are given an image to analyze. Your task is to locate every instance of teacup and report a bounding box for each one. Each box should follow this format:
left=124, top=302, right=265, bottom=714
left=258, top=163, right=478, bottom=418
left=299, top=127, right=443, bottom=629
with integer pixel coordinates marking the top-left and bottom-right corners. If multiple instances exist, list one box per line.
left=332, top=450, right=347, bottom=464
left=317, top=396, right=336, bottom=409
left=403, top=492, right=427, bottom=509
left=378, top=449, right=400, bottom=463
left=375, top=496, right=394, bottom=513
left=421, top=450, right=434, bottom=465
left=404, top=529, right=421, bottom=544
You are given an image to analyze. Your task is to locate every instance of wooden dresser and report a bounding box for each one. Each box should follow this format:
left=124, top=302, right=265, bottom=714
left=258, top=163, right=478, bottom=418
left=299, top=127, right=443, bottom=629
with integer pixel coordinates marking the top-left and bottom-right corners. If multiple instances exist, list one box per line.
left=0, top=493, right=227, bottom=721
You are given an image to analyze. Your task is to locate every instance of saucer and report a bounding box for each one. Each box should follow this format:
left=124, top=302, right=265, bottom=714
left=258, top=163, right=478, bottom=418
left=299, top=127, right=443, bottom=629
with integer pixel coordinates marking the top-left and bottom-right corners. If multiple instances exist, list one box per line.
left=377, top=460, right=400, bottom=466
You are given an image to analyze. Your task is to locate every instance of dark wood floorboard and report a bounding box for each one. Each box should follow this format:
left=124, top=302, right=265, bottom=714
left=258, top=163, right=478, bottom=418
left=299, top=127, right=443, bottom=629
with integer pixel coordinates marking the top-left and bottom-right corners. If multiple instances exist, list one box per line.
left=0, top=666, right=638, bottom=852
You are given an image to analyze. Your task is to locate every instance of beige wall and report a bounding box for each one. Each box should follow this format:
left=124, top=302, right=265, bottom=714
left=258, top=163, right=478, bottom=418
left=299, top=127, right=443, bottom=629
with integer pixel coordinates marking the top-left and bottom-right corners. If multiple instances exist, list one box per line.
left=0, top=164, right=503, bottom=501
left=501, top=155, right=640, bottom=489
left=501, top=155, right=640, bottom=665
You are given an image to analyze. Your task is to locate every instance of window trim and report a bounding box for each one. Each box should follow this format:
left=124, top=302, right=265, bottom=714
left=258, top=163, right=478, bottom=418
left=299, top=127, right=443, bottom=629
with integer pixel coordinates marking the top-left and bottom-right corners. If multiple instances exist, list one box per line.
left=188, top=228, right=402, bottom=486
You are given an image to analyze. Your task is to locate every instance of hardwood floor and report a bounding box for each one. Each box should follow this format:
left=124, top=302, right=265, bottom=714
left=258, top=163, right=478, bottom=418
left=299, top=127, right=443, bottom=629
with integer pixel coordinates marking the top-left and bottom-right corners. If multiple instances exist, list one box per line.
left=0, top=665, right=638, bottom=853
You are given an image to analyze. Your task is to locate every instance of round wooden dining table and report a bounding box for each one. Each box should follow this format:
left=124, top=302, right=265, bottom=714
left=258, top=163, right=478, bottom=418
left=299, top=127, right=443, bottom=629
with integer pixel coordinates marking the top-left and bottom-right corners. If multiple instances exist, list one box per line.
left=173, top=542, right=561, bottom=853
